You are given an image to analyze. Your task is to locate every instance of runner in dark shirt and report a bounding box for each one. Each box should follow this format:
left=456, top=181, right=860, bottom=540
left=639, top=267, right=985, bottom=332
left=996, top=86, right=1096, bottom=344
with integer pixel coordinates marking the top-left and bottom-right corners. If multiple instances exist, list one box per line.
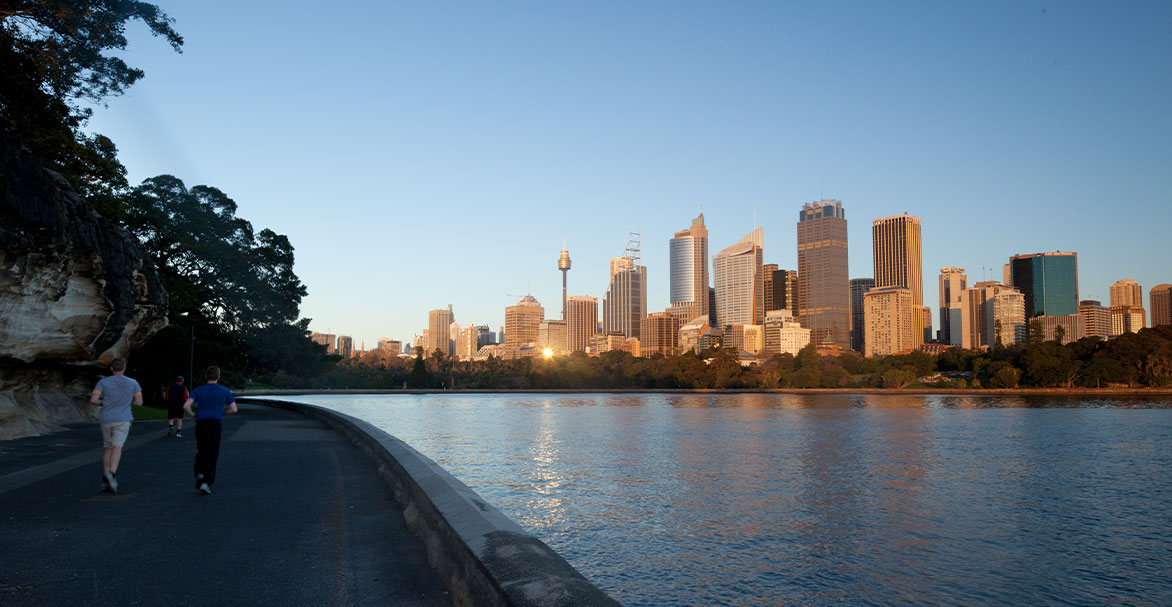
left=164, top=376, right=188, bottom=437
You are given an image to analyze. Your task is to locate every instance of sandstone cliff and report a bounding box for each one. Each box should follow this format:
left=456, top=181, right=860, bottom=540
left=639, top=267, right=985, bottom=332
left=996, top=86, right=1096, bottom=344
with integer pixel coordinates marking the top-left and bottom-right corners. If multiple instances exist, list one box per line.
left=1, top=128, right=168, bottom=438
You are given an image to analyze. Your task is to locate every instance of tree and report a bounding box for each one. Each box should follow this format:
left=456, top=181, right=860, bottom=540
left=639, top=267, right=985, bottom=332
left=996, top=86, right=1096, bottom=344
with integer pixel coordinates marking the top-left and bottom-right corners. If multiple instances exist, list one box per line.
left=987, top=361, right=1020, bottom=388
left=123, top=175, right=307, bottom=330
left=1, top=1, right=182, bottom=216
left=1053, top=324, right=1066, bottom=344
left=407, top=347, right=429, bottom=389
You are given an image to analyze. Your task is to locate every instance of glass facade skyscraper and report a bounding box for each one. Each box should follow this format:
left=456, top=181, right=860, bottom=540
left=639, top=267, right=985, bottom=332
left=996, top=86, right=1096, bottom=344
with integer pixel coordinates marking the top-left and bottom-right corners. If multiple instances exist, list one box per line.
left=797, top=200, right=850, bottom=348
left=1009, top=252, right=1079, bottom=318
left=669, top=213, right=709, bottom=321
left=712, top=227, right=764, bottom=328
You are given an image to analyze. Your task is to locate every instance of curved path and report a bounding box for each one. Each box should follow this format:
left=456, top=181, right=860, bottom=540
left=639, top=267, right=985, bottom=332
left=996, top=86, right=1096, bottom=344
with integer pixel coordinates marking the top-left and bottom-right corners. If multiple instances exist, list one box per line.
left=0, top=403, right=450, bottom=606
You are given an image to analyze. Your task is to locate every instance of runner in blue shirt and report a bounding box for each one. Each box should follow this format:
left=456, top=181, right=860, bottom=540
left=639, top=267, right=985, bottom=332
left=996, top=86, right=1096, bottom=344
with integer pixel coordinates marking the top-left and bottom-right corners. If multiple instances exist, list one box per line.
left=183, top=365, right=237, bottom=495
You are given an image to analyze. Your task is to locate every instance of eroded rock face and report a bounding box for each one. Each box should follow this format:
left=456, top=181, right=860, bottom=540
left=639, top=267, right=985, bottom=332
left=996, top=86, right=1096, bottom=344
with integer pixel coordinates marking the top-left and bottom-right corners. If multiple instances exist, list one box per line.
left=0, top=127, right=168, bottom=438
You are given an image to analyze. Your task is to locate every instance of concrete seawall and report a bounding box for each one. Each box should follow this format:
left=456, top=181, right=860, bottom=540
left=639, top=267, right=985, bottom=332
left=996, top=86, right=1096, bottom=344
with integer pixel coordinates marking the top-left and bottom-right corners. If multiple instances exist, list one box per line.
left=242, top=398, right=620, bottom=607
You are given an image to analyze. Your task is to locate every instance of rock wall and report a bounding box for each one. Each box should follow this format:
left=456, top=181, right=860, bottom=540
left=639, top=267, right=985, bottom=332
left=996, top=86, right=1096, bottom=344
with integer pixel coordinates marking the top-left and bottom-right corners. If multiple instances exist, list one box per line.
left=0, top=127, right=168, bottom=438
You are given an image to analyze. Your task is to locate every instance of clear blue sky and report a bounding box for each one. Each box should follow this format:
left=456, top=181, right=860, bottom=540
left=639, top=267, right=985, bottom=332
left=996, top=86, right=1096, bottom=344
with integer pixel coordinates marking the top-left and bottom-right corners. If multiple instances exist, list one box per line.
left=89, top=1, right=1172, bottom=348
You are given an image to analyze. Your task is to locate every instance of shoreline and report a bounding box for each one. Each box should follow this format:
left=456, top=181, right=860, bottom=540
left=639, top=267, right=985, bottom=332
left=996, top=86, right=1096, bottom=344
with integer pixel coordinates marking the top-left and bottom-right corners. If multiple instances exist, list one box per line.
left=237, top=387, right=1172, bottom=397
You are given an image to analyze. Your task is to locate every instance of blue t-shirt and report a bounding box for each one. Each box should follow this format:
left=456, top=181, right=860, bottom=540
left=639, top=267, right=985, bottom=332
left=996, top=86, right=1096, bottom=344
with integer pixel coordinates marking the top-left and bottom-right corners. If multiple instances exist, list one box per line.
left=190, top=383, right=236, bottom=420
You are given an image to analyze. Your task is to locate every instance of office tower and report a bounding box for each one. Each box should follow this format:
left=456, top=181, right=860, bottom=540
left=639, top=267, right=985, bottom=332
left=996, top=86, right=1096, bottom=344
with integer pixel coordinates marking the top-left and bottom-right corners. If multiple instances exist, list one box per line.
left=872, top=213, right=929, bottom=345
left=863, top=286, right=916, bottom=357
left=849, top=278, right=875, bottom=353
left=449, top=320, right=460, bottom=356
left=309, top=332, right=336, bottom=354
left=708, top=287, right=717, bottom=326
left=1151, top=285, right=1172, bottom=327
left=456, top=323, right=479, bottom=358
left=566, top=295, right=598, bottom=352
left=504, top=295, right=543, bottom=350
left=1078, top=300, right=1111, bottom=339
left=538, top=320, right=567, bottom=354
left=763, top=264, right=778, bottom=311
left=498, top=326, right=505, bottom=345
left=558, top=248, right=572, bottom=320
left=1009, top=252, right=1079, bottom=318
left=669, top=213, right=710, bottom=321
left=797, top=200, right=849, bottom=348
left=713, top=227, right=764, bottom=328
left=427, top=308, right=453, bottom=356
left=639, top=312, right=681, bottom=357
left=1002, top=264, right=1011, bottom=287
left=377, top=338, right=402, bottom=353
left=1109, top=279, right=1146, bottom=336
left=1035, top=314, right=1085, bottom=344
left=952, top=281, right=1026, bottom=349
left=473, top=325, right=493, bottom=348
left=337, top=335, right=353, bottom=359
left=764, top=309, right=811, bottom=356
left=602, top=235, right=647, bottom=339
left=939, top=267, right=968, bottom=344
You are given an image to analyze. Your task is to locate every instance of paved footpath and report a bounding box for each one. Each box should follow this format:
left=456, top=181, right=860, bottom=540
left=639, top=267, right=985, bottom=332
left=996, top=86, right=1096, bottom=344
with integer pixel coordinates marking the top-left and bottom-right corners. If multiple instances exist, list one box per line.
left=0, top=403, right=450, bottom=606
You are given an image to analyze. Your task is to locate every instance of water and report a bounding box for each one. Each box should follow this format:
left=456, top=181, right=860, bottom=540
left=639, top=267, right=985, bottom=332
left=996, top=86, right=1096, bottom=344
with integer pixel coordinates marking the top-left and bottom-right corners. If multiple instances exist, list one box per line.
left=258, top=393, right=1172, bottom=606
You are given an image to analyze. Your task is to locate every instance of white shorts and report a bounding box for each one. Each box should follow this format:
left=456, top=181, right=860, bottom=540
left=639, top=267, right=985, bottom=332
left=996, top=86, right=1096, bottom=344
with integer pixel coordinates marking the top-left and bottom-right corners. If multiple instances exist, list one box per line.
left=101, top=422, right=131, bottom=447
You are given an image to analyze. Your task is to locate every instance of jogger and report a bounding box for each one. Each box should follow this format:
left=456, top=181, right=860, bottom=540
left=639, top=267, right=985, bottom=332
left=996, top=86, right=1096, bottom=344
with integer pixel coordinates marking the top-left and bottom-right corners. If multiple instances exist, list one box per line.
left=183, top=365, right=237, bottom=495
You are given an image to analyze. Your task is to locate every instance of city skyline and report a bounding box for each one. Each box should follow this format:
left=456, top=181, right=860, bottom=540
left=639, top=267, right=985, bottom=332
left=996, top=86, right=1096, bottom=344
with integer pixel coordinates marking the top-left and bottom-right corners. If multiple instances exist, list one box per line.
left=82, top=2, right=1172, bottom=347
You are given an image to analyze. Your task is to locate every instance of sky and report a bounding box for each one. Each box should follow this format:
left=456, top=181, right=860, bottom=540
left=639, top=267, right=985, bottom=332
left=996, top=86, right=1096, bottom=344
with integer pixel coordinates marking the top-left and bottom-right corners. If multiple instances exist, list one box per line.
left=88, top=1, right=1172, bottom=348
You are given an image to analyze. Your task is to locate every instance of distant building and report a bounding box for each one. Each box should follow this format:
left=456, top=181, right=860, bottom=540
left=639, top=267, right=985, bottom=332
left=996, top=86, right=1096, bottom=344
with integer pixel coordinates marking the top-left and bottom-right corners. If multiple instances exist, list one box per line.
left=1009, top=252, right=1079, bottom=318
left=1151, top=285, right=1172, bottom=328
left=863, top=286, right=917, bottom=357
left=713, top=227, right=764, bottom=328
left=1078, top=300, right=1111, bottom=340
left=337, top=335, right=353, bottom=359
left=678, top=316, right=721, bottom=354
left=873, top=213, right=929, bottom=345
left=797, top=200, right=849, bottom=348
left=1110, top=279, right=1146, bottom=336
left=475, top=325, right=494, bottom=348
left=669, top=213, right=710, bottom=321
left=455, top=323, right=478, bottom=359
left=1035, top=314, right=1085, bottom=345
left=938, top=267, right=967, bottom=344
left=427, top=308, right=453, bottom=357
left=591, top=332, right=626, bottom=354
left=538, top=320, right=568, bottom=354
left=377, top=338, right=401, bottom=353
left=849, top=278, right=875, bottom=353
left=310, top=332, right=336, bottom=354
left=639, top=312, right=681, bottom=358
left=504, top=295, right=543, bottom=352
left=724, top=324, right=764, bottom=355
left=602, top=240, right=647, bottom=339
left=951, top=281, right=1026, bottom=349
left=764, top=309, right=811, bottom=356
left=764, top=266, right=798, bottom=316
left=566, top=295, right=598, bottom=352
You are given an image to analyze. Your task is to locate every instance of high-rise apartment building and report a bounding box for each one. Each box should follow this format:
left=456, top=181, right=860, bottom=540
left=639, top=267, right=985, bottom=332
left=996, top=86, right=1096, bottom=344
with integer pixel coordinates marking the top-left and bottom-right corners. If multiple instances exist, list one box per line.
left=639, top=312, right=681, bottom=358
left=669, top=213, right=709, bottom=321
left=1009, top=252, right=1079, bottom=318
left=1151, top=285, right=1172, bottom=328
left=849, top=278, right=875, bottom=353
left=872, top=213, right=929, bottom=345
left=713, top=227, right=764, bottom=328
left=939, top=267, right=967, bottom=344
left=427, top=308, right=453, bottom=357
left=1078, top=300, right=1111, bottom=339
left=797, top=200, right=849, bottom=348
left=951, top=281, right=1026, bottom=349
left=566, top=295, right=598, bottom=352
left=863, top=286, right=916, bottom=357
left=602, top=239, right=647, bottom=339
left=504, top=296, right=543, bottom=350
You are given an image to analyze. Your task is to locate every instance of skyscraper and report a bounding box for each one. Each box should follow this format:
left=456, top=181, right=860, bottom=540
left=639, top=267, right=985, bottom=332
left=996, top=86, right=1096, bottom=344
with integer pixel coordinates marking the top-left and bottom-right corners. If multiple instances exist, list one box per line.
left=863, top=286, right=916, bottom=357
left=713, top=227, right=764, bottom=328
left=797, top=200, right=849, bottom=348
left=1078, top=300, right=1112, bottom=339
left=1009, top=252, right=1079, bottom=318
left=849, top=278, right=875, bottom=353
left=872, top=213, right=929, bottom=345
left=669, top=213, right=709, bottom=321
left=566, top=295, right=598, bottom=352
left=1151, top=284, right=1172, bottom=328
left=504, top=296, right=543, bottom=351
left=602, top=235, right=647, bottom=339
left=939, top=267, right=968, bottom=344
left=639, top=312, right=681, bottom=358
left=764, top=266, right=798, bottom=315
left=427, top=308, right=453, bottom=356
left=952, top=282, right=1026, bottom=349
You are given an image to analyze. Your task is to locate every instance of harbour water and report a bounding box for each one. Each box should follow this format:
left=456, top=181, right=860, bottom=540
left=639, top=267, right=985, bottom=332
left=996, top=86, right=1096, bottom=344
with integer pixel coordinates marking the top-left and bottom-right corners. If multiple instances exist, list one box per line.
left=262, top=393, right=1172, bottom=606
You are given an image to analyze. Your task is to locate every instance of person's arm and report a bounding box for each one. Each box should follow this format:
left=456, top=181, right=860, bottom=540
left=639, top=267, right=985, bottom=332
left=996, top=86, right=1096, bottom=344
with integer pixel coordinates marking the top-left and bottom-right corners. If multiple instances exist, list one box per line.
left=90, top=389, right=102, bottom=405
left=226, top=395, right=238, bottom=415
left=183, top=396, right=195, bottom=418
left=133, top=391, right=144, bottom=406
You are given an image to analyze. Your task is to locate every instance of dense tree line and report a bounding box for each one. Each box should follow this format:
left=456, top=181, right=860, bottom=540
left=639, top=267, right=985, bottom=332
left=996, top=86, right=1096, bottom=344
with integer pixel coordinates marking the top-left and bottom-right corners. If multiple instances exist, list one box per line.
left=314, top=325, right=1172, bottom=391
left=2, top=2, right=333, bottom=400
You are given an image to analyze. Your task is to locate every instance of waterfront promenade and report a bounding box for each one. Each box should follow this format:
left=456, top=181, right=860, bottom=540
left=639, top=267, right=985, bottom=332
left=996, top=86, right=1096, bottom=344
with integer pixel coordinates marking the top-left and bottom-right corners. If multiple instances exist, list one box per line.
left=0, top=402, right=450, bottom=606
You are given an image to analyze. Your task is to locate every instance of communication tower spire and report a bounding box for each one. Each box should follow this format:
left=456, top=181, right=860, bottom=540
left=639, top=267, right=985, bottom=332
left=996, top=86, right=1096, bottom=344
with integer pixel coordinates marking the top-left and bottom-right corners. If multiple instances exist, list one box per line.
left=558, top=243, right=572, bottom=321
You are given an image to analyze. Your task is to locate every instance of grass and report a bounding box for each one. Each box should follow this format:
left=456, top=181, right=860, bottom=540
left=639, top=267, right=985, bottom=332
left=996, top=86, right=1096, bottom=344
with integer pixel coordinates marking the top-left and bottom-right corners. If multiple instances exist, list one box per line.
left=134, top=405, right=169, bottom=421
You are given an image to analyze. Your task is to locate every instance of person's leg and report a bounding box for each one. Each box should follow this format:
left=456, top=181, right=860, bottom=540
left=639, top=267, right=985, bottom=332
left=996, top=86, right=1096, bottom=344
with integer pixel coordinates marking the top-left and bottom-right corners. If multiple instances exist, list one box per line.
left=106, top=446, right=122, bottom=474
left=205, top=420, right=222, bottom=485
left=194, top=419, right=208, bottom=482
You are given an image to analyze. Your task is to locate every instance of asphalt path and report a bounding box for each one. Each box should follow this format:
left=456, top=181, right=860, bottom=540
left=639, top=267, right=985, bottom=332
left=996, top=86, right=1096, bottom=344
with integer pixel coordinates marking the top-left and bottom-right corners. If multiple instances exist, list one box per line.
left=0, top=403, right=450, bottom=606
